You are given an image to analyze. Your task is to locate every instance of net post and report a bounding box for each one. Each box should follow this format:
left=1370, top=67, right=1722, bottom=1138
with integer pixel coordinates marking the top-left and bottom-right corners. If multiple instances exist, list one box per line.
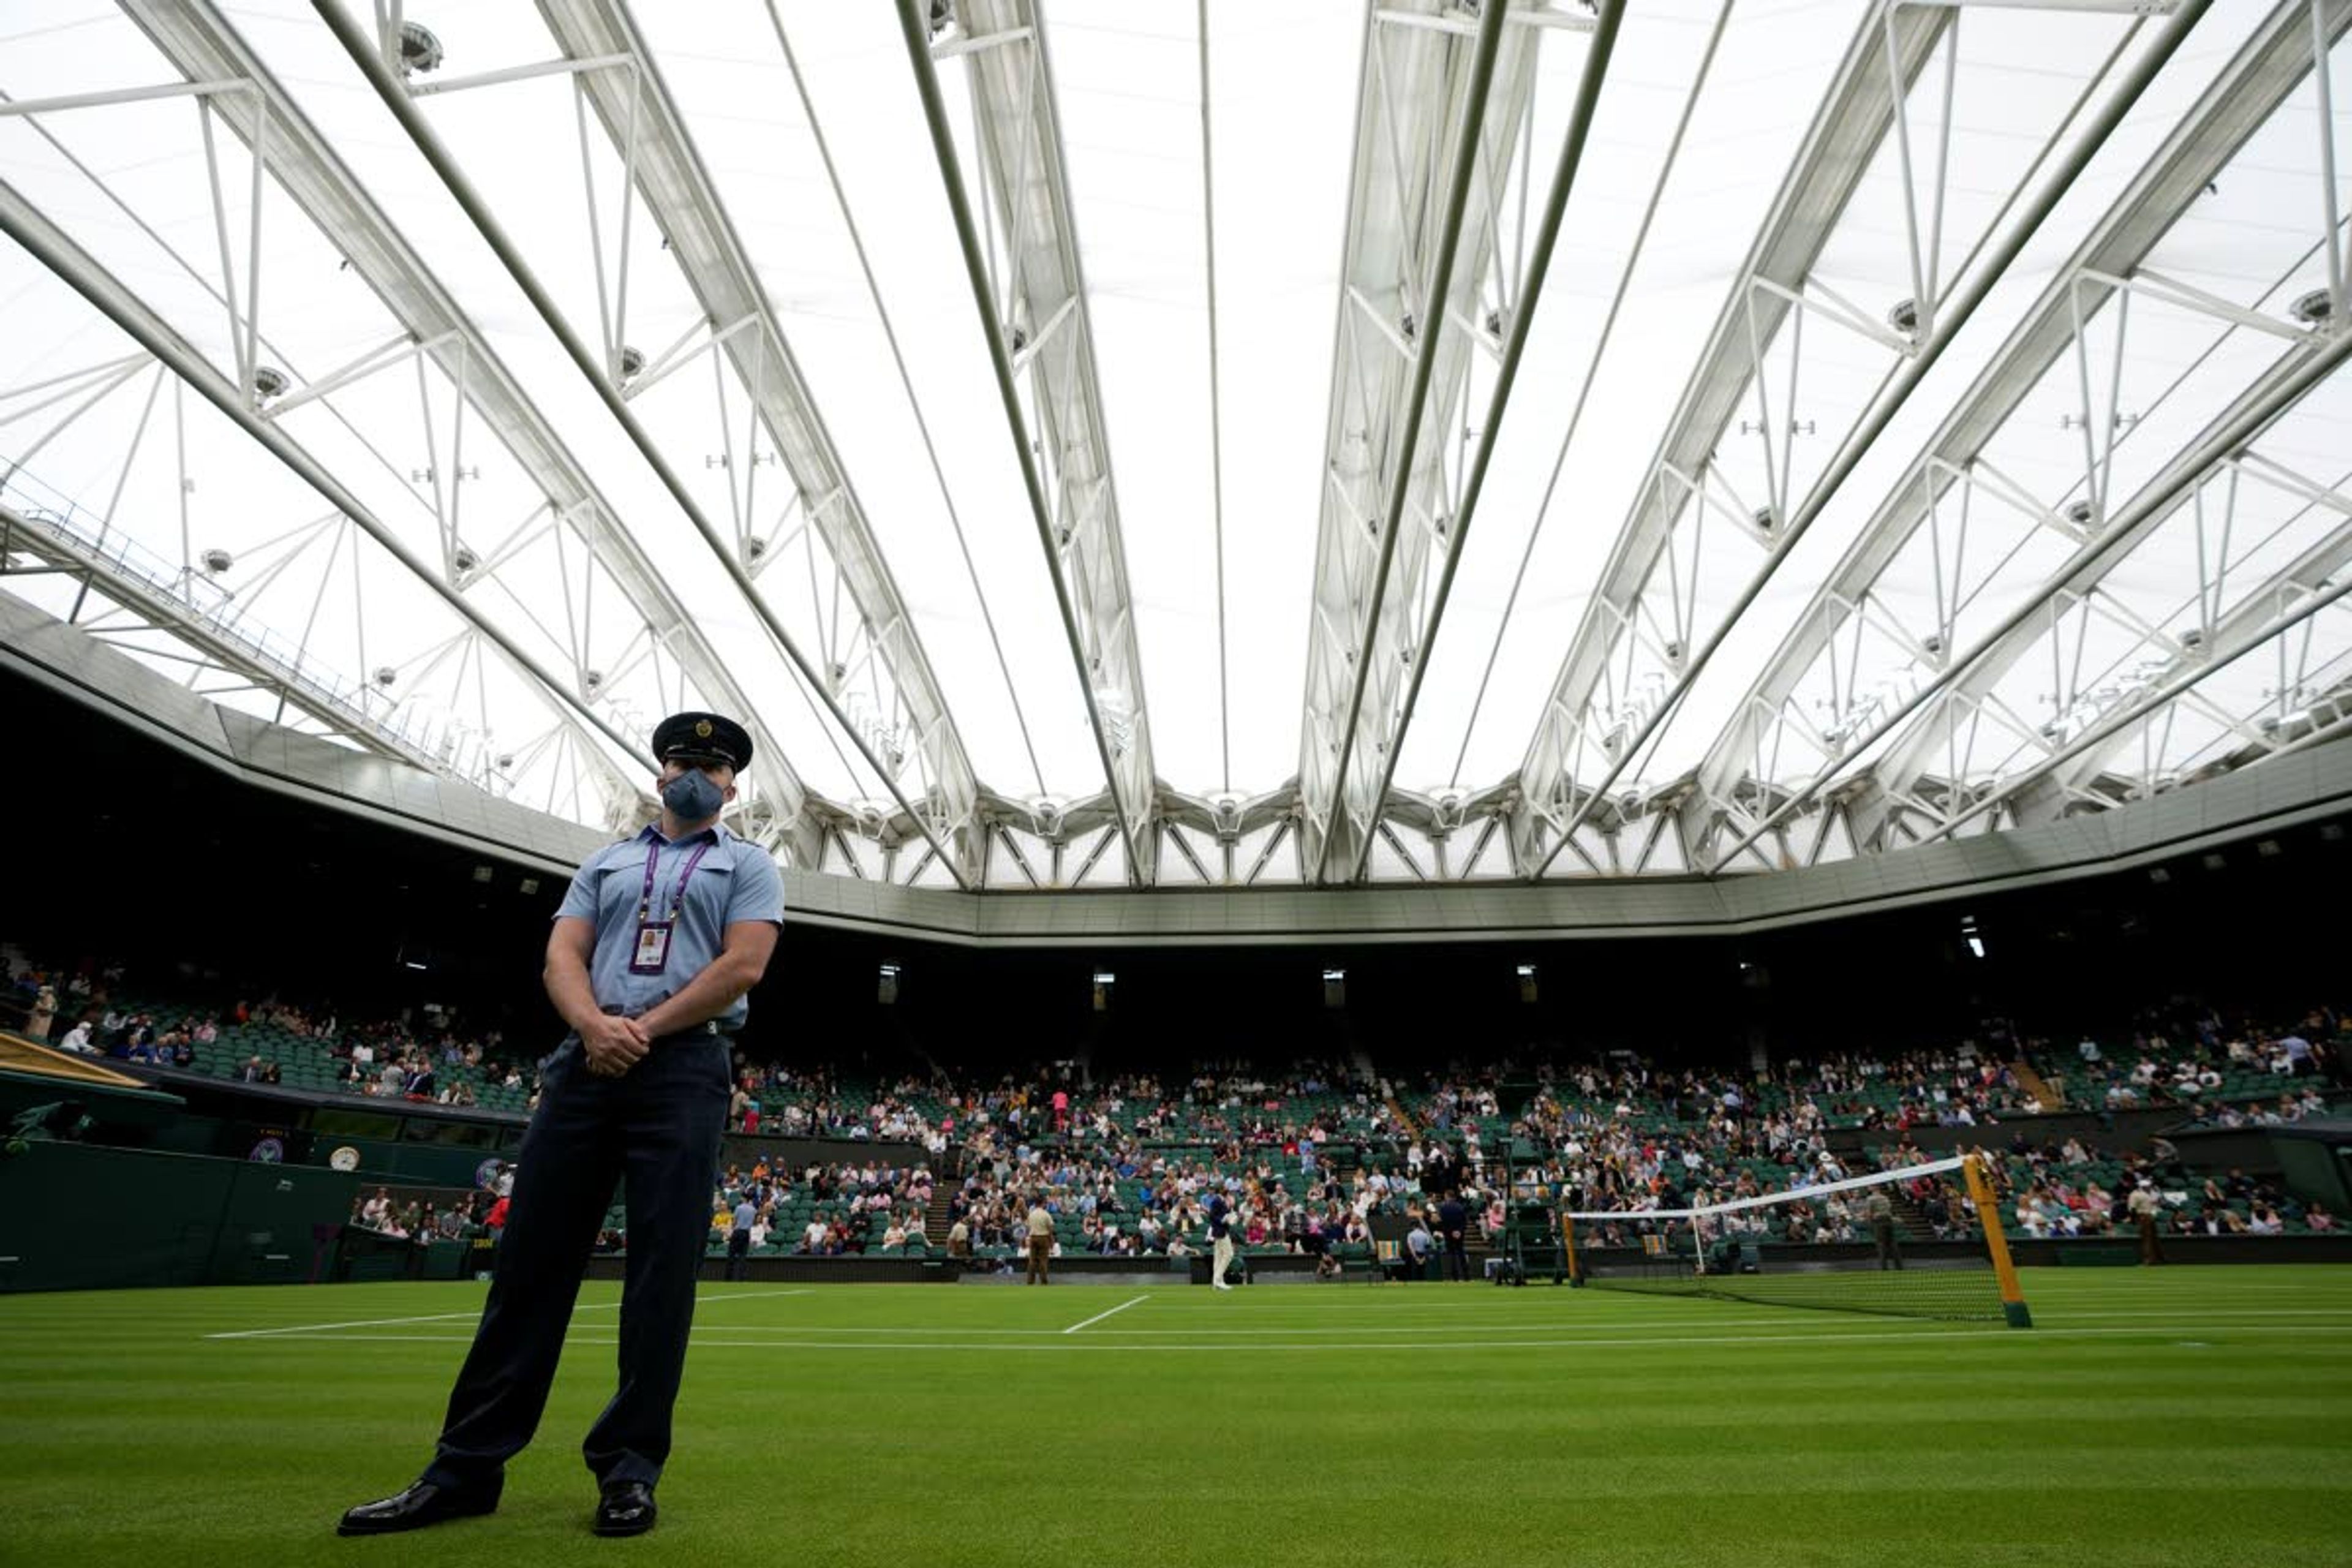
left=1962, top=1152, right=2032, bottom=1329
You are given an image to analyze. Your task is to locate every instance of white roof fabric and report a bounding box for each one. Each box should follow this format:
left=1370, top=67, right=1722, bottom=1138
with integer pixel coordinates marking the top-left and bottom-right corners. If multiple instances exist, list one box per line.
left=1, top=0, right=2346, bottom=888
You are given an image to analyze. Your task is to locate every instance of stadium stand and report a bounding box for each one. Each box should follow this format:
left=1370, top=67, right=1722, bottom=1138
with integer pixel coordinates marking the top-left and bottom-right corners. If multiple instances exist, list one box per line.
left=5, top=949, right=2344, bottom=1263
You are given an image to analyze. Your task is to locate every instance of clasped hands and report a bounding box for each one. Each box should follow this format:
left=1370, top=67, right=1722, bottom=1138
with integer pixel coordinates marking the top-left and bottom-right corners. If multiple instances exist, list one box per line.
left=581, top=1014, right=652, bottom=1077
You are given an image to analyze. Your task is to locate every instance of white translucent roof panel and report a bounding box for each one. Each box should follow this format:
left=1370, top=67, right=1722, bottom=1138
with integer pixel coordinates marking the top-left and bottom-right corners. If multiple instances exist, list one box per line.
left=1044, top=2, right=1220, bottom=794
left=4, top=0, right=2343, bottom=884
left=782, top=3, right=1111, bottom=802
left=1441, top=0, right=1858, bottom=790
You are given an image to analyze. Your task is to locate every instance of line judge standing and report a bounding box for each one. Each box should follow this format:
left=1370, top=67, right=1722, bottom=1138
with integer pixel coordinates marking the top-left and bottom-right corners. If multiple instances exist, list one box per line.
left=341, top=712, right=783, bottom=1540
left=1208, top=1189, right=1236, bottom=1290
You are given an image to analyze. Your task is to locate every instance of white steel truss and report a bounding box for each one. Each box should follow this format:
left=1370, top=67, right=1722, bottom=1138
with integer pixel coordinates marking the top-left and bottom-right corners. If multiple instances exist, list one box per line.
left=1339, top=2, right=1624, bottom=887
left=897, top=0, right=1159, bottom=886
left=1509, top=0, right=2206, bottom=881
left=2, top=87, right=654, bottom=827
left=1295, top=0, right=1543, bottom=884
left=118, top=0, right=824, bottom=864
left=1831, top=347, right=2352, bottom=854
left=533, top=0, right=982, bottom=883
left=9, top=1, right=2349, bottom=895
left=308, top=0, right=989, bottom=886
left=1689, top=0, right=2351, bottom=873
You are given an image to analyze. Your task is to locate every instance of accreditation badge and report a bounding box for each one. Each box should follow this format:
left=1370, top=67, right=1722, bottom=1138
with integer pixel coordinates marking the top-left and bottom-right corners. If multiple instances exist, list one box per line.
left=630, top=920, right=675, bottom=975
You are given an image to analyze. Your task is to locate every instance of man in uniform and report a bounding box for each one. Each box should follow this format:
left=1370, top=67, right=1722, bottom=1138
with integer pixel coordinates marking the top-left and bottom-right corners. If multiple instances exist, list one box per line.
left=1437, top=1190, right=1471, bottom=1282
left=726, top=1190, right=758, bottom=1282
left=340, top=712, right=783, bottom=1539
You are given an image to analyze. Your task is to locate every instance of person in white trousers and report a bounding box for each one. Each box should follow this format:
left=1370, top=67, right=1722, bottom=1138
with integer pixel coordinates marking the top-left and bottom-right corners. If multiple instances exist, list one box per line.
left=1208, top=1192, right=1235, bottom=1291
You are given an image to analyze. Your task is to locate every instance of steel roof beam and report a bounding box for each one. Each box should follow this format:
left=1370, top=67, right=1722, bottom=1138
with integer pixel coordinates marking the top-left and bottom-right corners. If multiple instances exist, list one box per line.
left=533, top=0, right=980, bottom=882
left=1508, top=4, right=1953, bottom=880
left=2, top=496, right=456, bottom=775
left=1902, top=380, right=2352, bottom=846
left=1514, top=0, right=2211, bottom=884
left=312, top=0, right=978, bottom=888
left=1342, top=2, right=1624, bottom=884
left=897, top=0, right=1158, bottom=886
left=122, top=0, right=822, bottom=866
left=1686, top=0, right=2348, bottom=868
left=1295, top=0, right=1529, bottom=884
left=2024, top=486, right=2352, bottom=821
left=0, top=182, right=650, bottom=805
left=1830, top=349, right=2350, bottom=851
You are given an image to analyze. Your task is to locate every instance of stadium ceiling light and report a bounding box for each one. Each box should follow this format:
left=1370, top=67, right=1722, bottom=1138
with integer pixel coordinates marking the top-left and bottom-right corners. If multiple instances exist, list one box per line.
left=398, top=21, right=444, bottom=76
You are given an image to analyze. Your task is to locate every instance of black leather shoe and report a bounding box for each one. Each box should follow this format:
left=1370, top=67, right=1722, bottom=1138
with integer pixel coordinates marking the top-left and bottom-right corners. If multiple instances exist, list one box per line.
left=593, top=1482, right=657, bottom=1537
left=337, top=1478, right=500, bottom=1536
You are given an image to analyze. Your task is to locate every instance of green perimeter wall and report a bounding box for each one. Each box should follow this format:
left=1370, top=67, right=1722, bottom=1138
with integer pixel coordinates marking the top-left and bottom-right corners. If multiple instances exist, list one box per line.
left=0, top=1142, right=357, bottom=1294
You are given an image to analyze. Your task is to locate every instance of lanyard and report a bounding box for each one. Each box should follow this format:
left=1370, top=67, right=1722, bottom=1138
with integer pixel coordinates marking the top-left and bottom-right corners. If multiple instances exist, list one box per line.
left=636, top=836, right=714, bottom=925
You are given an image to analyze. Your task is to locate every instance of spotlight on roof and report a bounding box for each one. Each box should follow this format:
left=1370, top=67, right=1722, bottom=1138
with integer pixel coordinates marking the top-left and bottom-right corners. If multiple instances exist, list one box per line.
left=745, top=537, right=767, bottom=560
left=200, top=547, right=234, bottom=575
left=398, top=21, right=444, bottom=75
left=1887, top=297, right=1920, bottom=337
left=582, top=669, right=605, bottom=695
left=615, top=345, right=646, bottom=385
left=2065, top=499, right=2096, bottom=529
left=451, top=545, right=479, bottom=575
left=1752, top=505, right=1775, bottom=534
left=2289, top=288, right=2333, bottom=328
left=1921, top=633, right=1944, bottom=657
left=251, top=366, right=288, bottom=402
left=926, top=0, right=956, bottom=40
left=2179, top=627, right=2204, bottom=650
left=373, top=665, right=399, bottom=688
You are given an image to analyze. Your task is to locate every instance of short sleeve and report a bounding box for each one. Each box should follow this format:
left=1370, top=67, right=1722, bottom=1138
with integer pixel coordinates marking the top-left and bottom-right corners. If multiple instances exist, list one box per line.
left=554, top=851, right=605, bottom=923
left=725, top=843, right=786, bottom=926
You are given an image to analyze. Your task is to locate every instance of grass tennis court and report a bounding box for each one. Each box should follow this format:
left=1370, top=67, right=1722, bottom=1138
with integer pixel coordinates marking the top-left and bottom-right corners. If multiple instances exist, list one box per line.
left=2, top=1267, right=2346, bottom=1567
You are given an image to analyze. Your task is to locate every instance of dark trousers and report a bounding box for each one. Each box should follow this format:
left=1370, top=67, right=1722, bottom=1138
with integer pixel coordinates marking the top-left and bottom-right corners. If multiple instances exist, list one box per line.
left=2138, top=1213, right=2164, bottom=1265
left=1444, top=1233, right=1469, bottom=1281
left=1872, top=1219, right=1902, bottom=1270
left=424, top=1035, right=728, bottom=1493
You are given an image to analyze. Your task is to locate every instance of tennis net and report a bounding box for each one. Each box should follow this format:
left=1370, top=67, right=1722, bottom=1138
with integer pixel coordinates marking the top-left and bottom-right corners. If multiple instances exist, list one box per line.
left=1561, top=1154, right=2031, bottom=1325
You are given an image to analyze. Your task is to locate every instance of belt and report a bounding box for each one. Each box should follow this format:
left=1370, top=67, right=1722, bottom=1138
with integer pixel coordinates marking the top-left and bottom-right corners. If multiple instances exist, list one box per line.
left=655, top=1021, right=733, bottom=1045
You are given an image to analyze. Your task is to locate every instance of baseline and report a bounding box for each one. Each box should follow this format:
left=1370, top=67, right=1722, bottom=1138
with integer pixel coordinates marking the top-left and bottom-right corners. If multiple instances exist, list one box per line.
left=202, top=1287, right=811, bottom=1340
left=217, top=1322, right=2352, bottom=1352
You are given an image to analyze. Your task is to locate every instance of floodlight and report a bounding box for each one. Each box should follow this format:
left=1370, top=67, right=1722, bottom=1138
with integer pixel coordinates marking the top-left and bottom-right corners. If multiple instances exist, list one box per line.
left=398, top=21, right=443, bottom=75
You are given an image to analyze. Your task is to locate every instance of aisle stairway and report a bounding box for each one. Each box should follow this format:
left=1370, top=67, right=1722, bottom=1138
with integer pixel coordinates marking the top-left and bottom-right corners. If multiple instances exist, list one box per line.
left=2008, top=1057, right=2065, bottom=1111
left=924, top=1182, right=957, bottom=1250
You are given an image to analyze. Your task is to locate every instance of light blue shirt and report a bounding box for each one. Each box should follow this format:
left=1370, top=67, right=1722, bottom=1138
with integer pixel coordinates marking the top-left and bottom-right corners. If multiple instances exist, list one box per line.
left=554, top=822, right=785, bottom=1033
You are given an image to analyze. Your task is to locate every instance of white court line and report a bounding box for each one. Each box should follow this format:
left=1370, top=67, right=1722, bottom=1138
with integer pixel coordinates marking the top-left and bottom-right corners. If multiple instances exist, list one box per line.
left=217, top=1323, right=2352, bottom=1352
left=203, top=1287, right=810, bottom=1340
left=207, top=1310, right=484, bottom=1340
left=1062, top=1294, right=1149, bottom=1335
left=571, top=1306, right=2352, bottom=1336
